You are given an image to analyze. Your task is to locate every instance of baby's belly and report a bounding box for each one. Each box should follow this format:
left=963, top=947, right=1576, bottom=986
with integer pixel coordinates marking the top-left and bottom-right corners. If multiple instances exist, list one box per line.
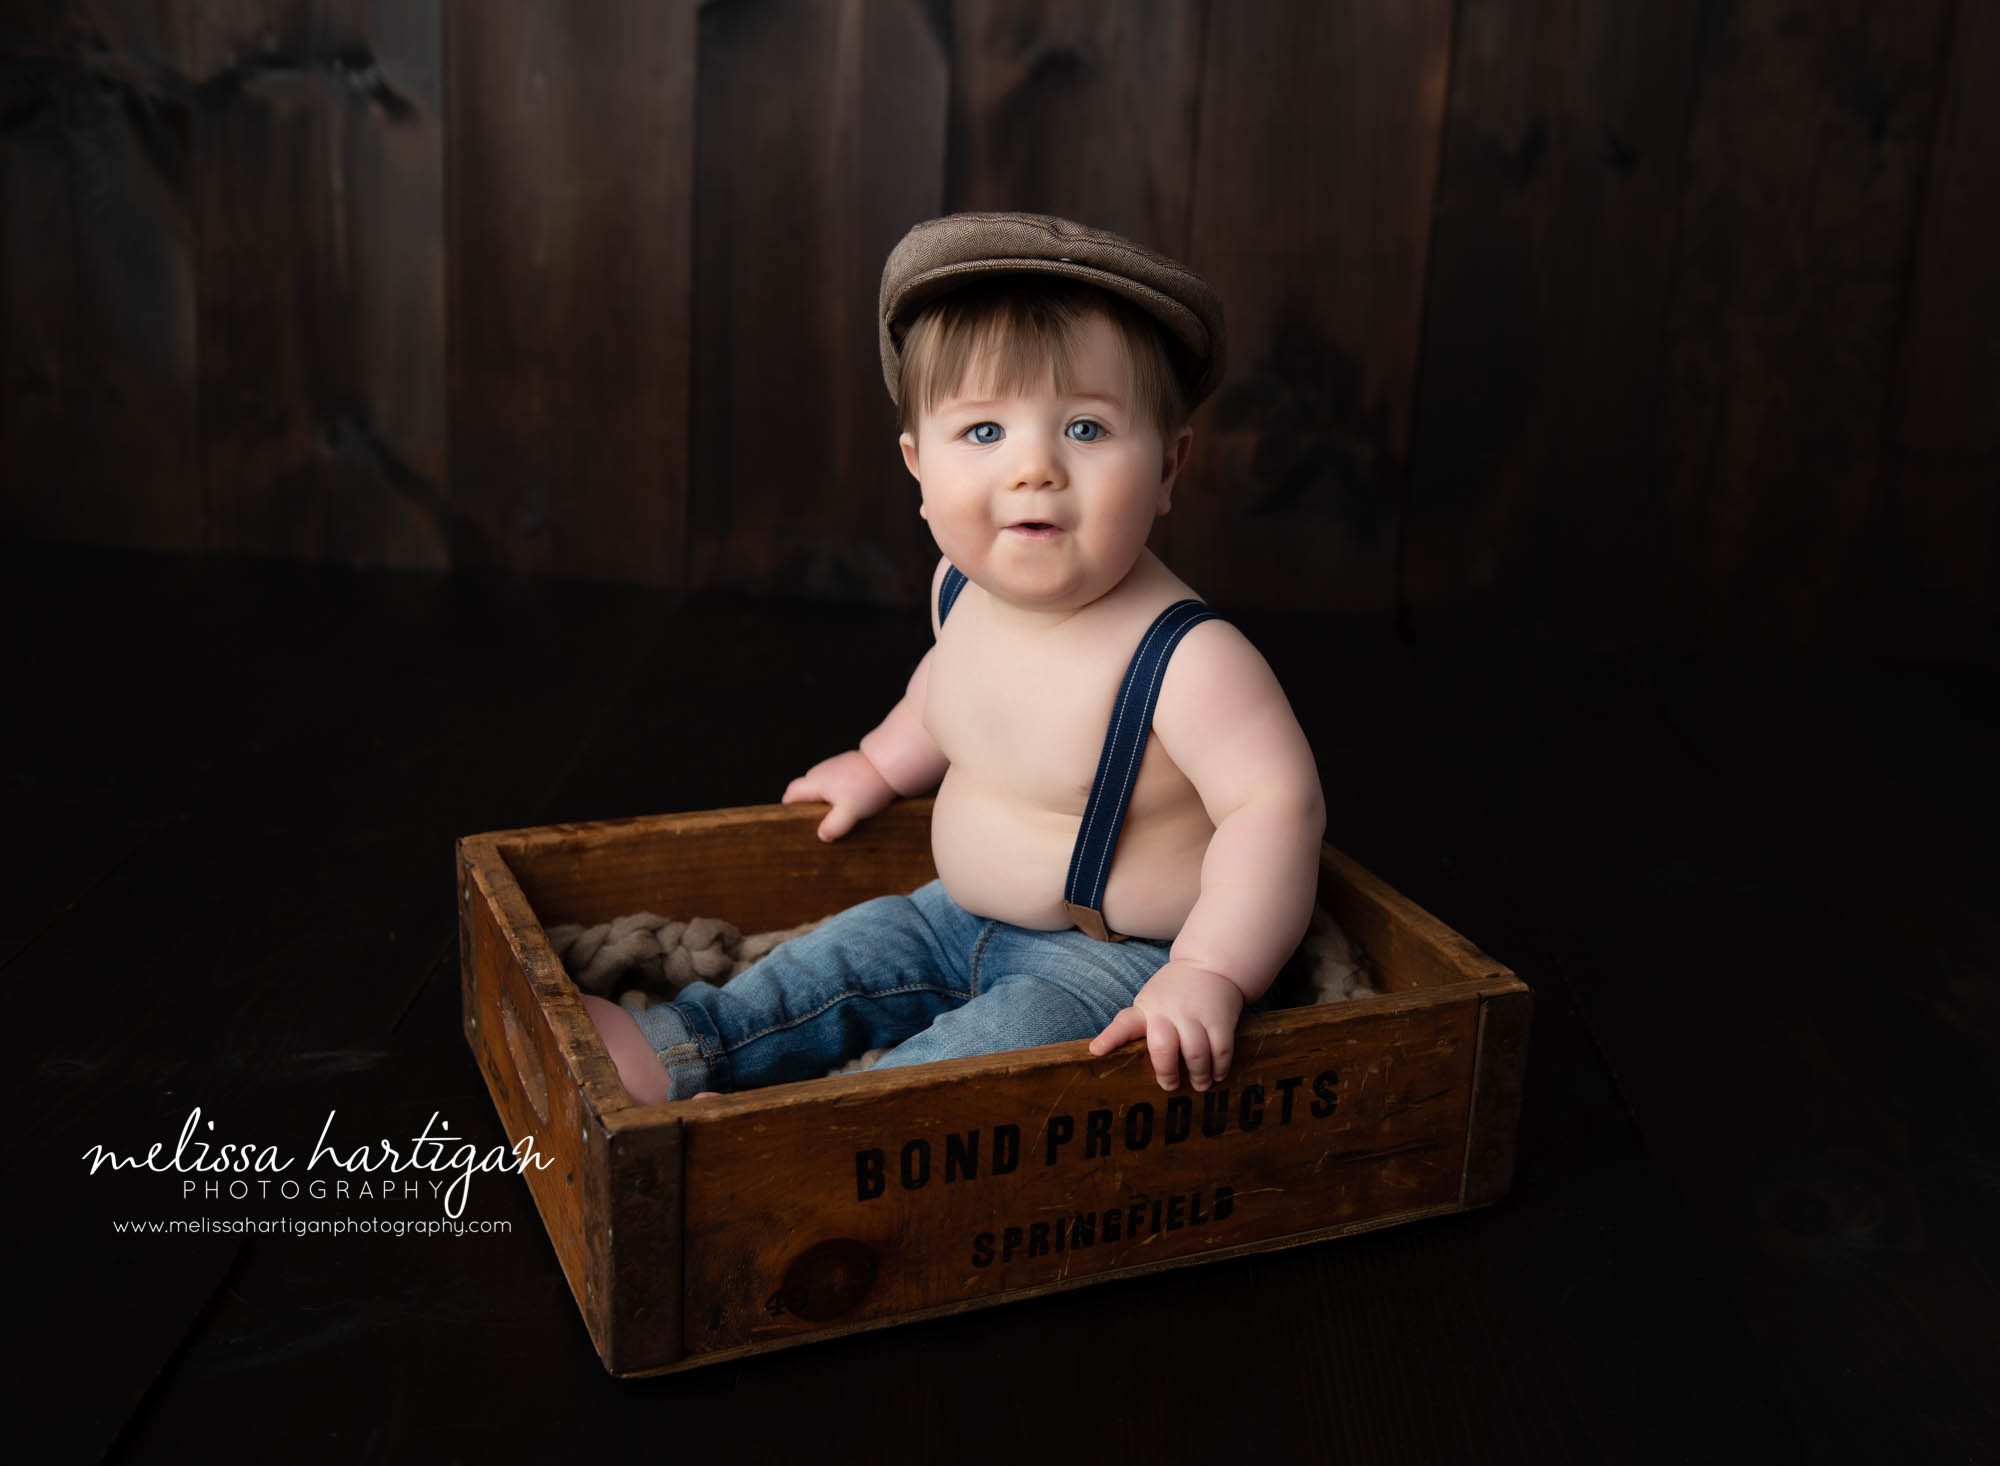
left=930, top=772, right=1212, bottom=941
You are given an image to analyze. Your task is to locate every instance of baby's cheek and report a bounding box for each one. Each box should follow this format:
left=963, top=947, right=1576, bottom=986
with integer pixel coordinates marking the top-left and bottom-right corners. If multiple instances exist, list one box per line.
left=924, top=514, right=984, bottom=566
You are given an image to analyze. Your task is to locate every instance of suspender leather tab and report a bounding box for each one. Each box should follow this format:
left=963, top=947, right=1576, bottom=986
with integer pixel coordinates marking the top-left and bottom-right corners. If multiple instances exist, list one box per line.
left=1062, top=900, right=1125, bottom=944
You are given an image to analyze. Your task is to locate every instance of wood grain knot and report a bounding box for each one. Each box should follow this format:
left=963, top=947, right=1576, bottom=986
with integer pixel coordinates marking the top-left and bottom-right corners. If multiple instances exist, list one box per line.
left=778, top=1239, right=878, bottom=1323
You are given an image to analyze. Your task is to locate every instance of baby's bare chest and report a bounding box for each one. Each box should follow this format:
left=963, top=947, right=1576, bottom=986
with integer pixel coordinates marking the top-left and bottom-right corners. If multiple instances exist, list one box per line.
left=925, top=631, right=1158, bottom=812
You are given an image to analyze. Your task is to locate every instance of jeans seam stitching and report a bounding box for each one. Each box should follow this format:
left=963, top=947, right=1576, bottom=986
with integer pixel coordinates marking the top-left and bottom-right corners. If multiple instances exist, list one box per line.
left=969, top=921, right=1000, bottom=996
left=723, top=983, right=973, bottom=1052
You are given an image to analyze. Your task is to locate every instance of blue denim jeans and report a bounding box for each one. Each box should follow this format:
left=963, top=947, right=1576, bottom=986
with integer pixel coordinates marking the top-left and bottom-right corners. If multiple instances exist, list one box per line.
left=626, top=878, right=1192, bottom=1099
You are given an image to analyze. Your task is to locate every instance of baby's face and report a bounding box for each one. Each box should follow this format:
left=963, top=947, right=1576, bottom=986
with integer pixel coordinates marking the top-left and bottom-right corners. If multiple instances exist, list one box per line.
left=899, top=311, right=1191, bottom=615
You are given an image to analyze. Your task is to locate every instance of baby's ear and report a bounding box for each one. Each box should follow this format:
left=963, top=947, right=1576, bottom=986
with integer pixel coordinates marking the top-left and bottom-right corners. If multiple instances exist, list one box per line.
left=1158, top=425, right=1194, bottom=513
left=898, top=431, right=921, bottom=482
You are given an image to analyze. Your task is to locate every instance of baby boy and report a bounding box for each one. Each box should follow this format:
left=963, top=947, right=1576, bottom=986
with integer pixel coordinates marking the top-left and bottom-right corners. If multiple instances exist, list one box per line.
left=585, top=212, right=1326, bottom=1103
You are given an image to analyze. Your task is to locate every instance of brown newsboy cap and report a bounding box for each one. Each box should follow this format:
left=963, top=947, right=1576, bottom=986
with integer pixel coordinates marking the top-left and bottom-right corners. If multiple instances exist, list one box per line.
left=878, top=211, right=1226, bottom=412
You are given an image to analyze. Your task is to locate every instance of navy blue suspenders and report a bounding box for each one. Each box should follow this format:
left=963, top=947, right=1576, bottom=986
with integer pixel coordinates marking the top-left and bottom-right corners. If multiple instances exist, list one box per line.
left=937, top=562, right=971, bottom=626
left=936, top=564, right=1223, bottom=943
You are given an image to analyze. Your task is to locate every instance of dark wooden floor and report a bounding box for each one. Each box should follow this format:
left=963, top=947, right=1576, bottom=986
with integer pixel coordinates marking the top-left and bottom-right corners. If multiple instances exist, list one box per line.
left=14, top=542, right=1996, bottom=1464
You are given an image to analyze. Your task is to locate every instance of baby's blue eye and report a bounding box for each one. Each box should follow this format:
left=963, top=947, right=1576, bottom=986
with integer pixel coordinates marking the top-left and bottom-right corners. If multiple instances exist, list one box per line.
left=1066, top=420, right=1104, bottom=442
left=966, top=422, right=1004, bottom=445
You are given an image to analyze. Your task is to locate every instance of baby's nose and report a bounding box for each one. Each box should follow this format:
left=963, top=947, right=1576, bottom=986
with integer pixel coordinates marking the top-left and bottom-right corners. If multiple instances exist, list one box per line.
left=1009, top=438, right=1063, bottom=489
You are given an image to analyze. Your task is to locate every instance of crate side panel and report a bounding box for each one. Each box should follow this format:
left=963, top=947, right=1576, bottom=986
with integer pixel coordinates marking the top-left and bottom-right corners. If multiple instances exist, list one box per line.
left=603, top=1116, right=684, bottom=1374
left=638, top=1200, right=1466, bottom=1378
left=462, top=852, right=597, bottom=1327
left=1319, top=846, right=1510, bottom=992
left=680, top=1000, right=1478, bottom=1354
left=503, top=801, right=938, bottom=931
left=1462, top=984, right=1534, bottom=1207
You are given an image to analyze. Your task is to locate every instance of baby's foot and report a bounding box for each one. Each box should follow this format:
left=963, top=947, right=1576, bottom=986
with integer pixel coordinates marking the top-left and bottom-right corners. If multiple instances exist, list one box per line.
left=580, top=994, right=675, bottom=1105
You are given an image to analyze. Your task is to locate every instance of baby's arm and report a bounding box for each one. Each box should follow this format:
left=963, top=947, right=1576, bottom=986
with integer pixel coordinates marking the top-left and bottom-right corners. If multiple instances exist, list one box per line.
left=782, top=560, right=953, bottom=842
left=1087, top=622, right=1326, bottom=1090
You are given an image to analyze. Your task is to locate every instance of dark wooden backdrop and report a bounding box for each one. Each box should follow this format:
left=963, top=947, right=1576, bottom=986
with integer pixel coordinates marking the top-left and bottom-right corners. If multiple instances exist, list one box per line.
left=3, top=0, right=1994, bottom=655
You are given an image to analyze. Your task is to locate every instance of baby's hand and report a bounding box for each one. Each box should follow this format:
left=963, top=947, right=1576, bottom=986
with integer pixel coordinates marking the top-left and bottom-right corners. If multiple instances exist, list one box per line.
left=1087, top=960, right=1245, bottom=1093
left=782, top=750, right=897, bottom=842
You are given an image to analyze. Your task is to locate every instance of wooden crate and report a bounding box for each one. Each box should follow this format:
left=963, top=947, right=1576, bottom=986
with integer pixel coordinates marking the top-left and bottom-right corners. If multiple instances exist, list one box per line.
left=457, top=800, right=1531, bottom=1376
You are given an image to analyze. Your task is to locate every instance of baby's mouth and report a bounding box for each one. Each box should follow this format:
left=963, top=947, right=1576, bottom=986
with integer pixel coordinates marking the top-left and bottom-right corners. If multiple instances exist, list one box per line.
left=1007, top=521, right=1062, bottom=534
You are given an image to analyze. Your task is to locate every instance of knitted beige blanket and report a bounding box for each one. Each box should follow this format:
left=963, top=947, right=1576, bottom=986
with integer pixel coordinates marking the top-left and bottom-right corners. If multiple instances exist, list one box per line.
left=548, top=904, right=1374, bottom=1076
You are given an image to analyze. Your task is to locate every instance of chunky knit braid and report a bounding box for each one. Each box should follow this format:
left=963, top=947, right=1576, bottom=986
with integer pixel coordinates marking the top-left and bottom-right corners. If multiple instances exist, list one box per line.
left=547, top=904, right=1371, bottom=1013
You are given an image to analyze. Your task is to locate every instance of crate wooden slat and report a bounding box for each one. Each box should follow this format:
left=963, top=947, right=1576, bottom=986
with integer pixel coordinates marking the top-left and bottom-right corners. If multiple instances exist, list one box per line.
left=458, top=799, right=1530, bottom=1376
